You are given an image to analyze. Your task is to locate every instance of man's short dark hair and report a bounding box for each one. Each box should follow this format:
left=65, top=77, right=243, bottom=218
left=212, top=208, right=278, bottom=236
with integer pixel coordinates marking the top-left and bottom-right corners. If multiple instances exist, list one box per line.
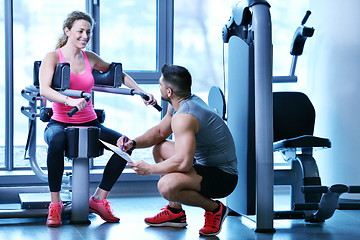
left=161, top=64, right=192, bottom=98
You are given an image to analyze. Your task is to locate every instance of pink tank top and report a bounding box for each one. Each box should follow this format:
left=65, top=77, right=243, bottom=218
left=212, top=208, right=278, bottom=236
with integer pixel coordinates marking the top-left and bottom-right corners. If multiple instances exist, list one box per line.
left=52, top=49, right=97, bottom=123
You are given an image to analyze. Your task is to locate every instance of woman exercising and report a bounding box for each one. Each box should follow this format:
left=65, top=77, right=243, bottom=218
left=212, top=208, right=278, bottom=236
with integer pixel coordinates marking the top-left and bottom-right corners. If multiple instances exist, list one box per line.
left=39, top=10, right=157, bottom=227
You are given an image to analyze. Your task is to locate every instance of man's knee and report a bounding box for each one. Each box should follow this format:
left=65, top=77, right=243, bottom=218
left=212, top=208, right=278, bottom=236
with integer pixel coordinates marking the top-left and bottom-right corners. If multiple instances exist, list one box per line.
left=152, top=140, right=175, bottom=163
left=152, top=143, right=161, bottom=159
left=152, top=141, right=170, bottom=163
left=157, top=176, right=179, bottom=200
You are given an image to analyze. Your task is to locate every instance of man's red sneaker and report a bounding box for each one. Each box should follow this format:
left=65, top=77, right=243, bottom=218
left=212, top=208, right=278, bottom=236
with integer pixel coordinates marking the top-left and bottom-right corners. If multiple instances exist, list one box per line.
left=89, top=197, right=120, bottom=223
left=46, top=201, right=64, bottom=227
left=199, top=201, right=229, bottom=236
left=145, top=205, right=188, bottom=228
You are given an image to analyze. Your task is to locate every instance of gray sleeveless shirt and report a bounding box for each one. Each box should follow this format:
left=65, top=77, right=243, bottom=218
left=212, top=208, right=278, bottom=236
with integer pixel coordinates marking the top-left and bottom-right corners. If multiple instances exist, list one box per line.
left=171, top=94, right=238, bottom=175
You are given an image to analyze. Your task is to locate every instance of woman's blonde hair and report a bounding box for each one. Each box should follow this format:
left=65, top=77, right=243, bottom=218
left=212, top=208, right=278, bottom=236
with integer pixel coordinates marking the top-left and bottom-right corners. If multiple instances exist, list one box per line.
left=55, top=11, right=94, bottom=49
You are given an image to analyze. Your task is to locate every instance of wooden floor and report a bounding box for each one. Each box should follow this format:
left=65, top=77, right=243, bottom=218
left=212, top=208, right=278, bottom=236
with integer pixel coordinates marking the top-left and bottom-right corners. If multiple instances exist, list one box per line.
left=0, top=192, right=360, bottom=240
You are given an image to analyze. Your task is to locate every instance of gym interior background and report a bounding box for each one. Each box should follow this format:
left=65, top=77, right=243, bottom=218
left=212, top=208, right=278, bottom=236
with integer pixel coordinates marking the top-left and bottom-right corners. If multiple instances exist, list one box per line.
left=1, top=0, right=360, bottom=239
left=0, top=0, right=314, bottom=184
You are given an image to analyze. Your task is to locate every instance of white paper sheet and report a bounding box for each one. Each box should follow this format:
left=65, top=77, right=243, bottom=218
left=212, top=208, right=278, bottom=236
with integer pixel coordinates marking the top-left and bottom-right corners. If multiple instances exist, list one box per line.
left=99, top=139, right=134, bottom=163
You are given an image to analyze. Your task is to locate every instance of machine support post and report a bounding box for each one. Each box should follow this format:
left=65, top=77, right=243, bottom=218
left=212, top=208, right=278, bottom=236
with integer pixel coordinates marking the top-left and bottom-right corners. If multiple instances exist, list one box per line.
left=252, top=2, right=275, bottom=232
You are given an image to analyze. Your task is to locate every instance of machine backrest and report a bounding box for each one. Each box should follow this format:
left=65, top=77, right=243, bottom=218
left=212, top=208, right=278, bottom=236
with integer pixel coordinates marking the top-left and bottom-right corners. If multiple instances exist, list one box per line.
left=207, top=88, right=316, bottom=143
left=273, top=91, right=315, bottom=142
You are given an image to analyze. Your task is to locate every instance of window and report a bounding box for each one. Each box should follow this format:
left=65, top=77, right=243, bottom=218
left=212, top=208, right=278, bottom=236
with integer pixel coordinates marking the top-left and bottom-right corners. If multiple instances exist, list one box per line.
left=13, top=0, right=86, bottom=168
left=2, top=0, right=311, bottom=173
left=95, top=0, right=162, bottom=166
left=5, top=0, right=166, bottom=171
left=0, top=0, right=5, bottom=168
left=271, top=0, right=311, bottom=92
left=99, top=0, right=157, bottom=71
left=173, top=0, right=233, bottom=100
left=93, top=84, right=161, bottom=166
left=173, top=0, right=310, bottom=167
left=174, top=0, right=310, bottom=98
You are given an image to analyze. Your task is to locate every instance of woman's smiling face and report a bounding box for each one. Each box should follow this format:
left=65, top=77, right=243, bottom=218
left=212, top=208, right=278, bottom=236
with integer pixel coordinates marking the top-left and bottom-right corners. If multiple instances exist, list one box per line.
left=65, top=19, right=92, bottom=49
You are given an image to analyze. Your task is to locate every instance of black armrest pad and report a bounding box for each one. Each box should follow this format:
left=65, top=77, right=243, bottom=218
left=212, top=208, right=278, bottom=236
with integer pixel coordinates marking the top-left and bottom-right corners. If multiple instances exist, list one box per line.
left=33, top=61, right=70, bottom=91
left=33, top=61, right=42, bottom=87
left=93, top=62, right=123, bottom=88
left=33, top=61, right=123, bottom=90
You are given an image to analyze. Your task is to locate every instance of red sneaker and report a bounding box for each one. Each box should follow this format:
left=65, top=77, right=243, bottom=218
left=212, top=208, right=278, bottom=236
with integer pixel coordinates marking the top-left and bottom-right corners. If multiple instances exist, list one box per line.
left=46, top=201, right=64, bottom=227
left=199, top=201, right=229, bottom=236
left=89, top=197, right=120, bottom=223
left=145, top=205, right=187, bottom=228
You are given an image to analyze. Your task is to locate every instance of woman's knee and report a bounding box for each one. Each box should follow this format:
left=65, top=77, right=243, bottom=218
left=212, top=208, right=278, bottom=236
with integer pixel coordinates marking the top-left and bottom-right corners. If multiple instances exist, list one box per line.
left=45, top=128, right=66, bottom=151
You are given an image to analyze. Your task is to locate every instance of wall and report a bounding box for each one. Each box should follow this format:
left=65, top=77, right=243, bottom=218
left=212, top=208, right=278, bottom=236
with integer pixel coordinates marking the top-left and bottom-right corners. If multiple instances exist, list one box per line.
left=308, top=0, right=360, bottom=198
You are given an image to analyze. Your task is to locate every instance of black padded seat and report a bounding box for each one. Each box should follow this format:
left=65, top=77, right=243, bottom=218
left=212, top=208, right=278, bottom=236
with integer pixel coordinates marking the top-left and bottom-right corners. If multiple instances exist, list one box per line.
left=274, top=135, right=331, bottom=151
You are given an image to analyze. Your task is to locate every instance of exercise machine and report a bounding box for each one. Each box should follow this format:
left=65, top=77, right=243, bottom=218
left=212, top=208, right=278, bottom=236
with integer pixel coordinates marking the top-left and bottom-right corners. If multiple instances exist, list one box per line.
left=222, top=0, right=274, bottom=232
left=0, top=61, right=161, bottom=223
left=220, top=0, right=360, bottom=232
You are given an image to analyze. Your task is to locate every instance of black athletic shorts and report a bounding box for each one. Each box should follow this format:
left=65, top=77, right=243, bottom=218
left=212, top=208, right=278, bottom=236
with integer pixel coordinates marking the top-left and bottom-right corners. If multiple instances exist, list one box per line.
left=193, top=164, right=238, bottom=199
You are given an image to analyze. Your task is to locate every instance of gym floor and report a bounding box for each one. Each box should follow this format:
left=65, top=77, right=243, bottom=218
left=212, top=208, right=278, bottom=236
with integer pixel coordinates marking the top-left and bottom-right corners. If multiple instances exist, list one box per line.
left=0, top=188, right=359, bottom=240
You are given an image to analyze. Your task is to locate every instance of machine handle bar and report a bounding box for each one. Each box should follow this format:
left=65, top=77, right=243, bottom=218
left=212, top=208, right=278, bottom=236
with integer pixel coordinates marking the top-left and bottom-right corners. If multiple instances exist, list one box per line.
left=301, top=10, right=311, bottom=25
left=67, top=95, right=91, bottom=117
left=133, top=90, right=163, bottom=112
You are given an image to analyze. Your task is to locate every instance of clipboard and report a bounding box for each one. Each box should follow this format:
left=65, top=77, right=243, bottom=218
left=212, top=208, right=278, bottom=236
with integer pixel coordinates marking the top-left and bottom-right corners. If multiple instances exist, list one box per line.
left=99, top=139, right=134, bottom=163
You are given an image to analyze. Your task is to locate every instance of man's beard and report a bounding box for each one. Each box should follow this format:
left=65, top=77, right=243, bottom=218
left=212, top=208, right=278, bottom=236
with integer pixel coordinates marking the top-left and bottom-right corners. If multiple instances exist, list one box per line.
left=161, top=95, right=171, bottom=103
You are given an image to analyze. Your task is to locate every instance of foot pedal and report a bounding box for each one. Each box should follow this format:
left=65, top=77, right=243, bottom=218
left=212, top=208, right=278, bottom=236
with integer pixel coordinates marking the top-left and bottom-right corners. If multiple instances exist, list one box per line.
left=19, top=193, right=71, bottom=209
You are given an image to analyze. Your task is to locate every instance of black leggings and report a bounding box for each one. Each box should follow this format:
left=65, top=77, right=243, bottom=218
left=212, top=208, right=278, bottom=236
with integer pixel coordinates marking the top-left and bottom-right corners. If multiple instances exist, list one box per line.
left=44, top=119, right=127, bottom=192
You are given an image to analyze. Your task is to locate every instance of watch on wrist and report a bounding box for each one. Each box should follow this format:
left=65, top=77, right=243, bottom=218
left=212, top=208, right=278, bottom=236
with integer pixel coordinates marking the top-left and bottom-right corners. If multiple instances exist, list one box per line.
left=130, top=140, right=137, bottom=151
